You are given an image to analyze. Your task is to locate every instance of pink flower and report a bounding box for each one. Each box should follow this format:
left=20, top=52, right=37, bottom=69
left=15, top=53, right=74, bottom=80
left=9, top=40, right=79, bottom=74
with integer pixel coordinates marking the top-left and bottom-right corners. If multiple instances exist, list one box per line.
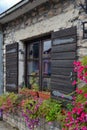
left=84, top=72, right=87, bottom=77
left=76, top=88, right=83, bottom=94
left=48, top=122, right=52, bottom=125
left=81, top=126, right=87, bottom=130
left=72, top=107, right=77, bottom=114
left=73, top=61, right=81, bottom=66
left=72, top=80, right=77, bottom=86
left=85, top=114, right=87, bottom=121
left=67, top=111, right=71, bottom=116
left=61, top=94, right=64, bottom=98
left=77, top=108, right=83, bottom=115
left=78, top=66, right=84, bottom=72
left=84, top=93, right=87, bottom=98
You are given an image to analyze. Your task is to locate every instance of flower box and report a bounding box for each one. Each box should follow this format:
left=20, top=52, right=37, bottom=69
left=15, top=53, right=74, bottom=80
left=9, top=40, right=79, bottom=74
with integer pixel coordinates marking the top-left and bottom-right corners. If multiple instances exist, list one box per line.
left=29, top=90, right=39, bottom=97
left=38, top=91, right=51, bottom=99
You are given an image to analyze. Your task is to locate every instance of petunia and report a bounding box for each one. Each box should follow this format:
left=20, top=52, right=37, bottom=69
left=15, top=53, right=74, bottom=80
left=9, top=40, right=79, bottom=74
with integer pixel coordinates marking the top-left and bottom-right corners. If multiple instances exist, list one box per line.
left=72, top=80, right=77, bottom=86
left=84, top=93, right=87, bottom=98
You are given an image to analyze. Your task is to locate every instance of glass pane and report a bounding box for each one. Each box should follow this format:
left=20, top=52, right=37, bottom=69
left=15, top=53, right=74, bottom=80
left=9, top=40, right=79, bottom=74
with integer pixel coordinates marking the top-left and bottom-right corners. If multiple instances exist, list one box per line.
left=43, top=59, right=51, bottom=76
left=28, top=42, right=39, bottom=59
left=42, top=78, right=51, bottom=91
left=43, top=40, right=51, bottom=58
left=27, top=61, right=39, bottom=75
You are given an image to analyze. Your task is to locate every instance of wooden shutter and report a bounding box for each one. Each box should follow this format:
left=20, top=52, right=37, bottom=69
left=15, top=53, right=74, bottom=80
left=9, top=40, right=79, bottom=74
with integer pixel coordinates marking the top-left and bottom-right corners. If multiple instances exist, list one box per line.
left=6, top=43, right=19, bottom=93
left=51, top=27, right=77, bottom=100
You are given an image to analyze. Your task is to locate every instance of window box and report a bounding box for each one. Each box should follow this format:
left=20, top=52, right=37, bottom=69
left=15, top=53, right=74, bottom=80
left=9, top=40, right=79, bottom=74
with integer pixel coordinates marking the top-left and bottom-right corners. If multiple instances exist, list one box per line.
left=38, top=91, right=51, bottom=99
left=29, top=90, right=39, bottom=97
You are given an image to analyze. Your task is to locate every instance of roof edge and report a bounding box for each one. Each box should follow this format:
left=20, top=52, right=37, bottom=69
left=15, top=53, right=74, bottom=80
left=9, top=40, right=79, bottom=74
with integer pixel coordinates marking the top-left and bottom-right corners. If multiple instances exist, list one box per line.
left=0, top=0, right=29, bottom=18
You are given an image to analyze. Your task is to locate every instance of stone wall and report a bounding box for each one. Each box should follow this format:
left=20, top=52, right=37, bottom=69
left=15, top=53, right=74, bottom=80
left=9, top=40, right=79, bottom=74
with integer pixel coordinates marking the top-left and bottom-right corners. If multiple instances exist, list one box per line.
left=3, top=113, right=61, bottom=130
left=3, top=0, right=87, bottom=89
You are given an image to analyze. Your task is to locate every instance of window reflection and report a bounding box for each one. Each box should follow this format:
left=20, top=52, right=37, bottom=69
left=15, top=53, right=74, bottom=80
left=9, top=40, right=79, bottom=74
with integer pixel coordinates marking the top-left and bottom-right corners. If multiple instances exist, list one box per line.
left=42, top=78, right=51, bottom=91
left=28, top=61, right=39, bottom=75
left=43, top=40, right=51, bottom=76
left=43, top=40, right=51, bottom=58
left=29, top=43, right=39, bottom=59
left=43, top=60, right=51, bottom=76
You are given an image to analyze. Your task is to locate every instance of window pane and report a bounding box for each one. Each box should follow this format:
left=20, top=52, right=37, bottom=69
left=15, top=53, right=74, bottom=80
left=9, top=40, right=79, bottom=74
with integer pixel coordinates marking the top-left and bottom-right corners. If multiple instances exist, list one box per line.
left=27, top=61, right=39, bottom=75
left=42, top=78, right=51, bottom=91
left=43, top=40, right=51, bottom=58
left=43, top=59, right=51, bottom=76
left=28, top=42, right=39, bottom=59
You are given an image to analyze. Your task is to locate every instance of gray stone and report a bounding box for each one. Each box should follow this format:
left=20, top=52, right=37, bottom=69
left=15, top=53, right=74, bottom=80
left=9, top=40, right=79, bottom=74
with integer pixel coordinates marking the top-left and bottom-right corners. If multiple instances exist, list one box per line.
left=25, top=18, right=31, bottom=26
left=38, top=16, right=44, bottom=22
left=0, top=121, right=17, bottom=130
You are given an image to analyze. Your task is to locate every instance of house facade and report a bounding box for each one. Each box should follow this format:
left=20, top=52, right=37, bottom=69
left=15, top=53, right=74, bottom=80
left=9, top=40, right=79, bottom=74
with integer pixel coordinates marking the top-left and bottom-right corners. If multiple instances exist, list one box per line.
left=0, top=0, right=87, bottom=99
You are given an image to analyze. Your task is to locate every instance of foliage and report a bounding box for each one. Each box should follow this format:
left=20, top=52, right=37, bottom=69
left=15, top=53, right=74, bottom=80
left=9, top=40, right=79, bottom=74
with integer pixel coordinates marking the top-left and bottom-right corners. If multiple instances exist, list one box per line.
left=0, top=94, right=7, bottom=108
left=30, top=72, right=39, bottom=91
left=1, top=92, right=18, bottom=113
left=0, top=91, right=63, bottom=130
left=0, top=89, right=32, bottom=114
left=81, top=56, right=87, bottom=66
left=39, top=99, right=62, bottom=122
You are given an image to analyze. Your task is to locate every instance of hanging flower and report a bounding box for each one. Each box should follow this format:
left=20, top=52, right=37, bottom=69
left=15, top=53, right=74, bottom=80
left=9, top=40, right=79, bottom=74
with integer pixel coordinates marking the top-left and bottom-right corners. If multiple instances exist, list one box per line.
left=72, top=80, right=77, bottom=86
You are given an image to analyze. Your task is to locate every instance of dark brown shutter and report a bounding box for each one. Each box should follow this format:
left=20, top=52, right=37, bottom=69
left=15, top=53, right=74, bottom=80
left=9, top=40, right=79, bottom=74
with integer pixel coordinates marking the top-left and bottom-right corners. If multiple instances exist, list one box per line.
left=51, top=27, right=77, bottom=100
left=6, top=43, right=19, bottom=93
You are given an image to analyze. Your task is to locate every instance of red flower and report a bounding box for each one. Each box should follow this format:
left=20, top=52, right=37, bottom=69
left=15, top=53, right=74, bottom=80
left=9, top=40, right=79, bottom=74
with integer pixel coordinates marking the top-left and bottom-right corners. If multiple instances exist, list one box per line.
left=72, top=80, right=77, bottom=86
left=76, top=88, right=83, bottom=94
left=84, top=93, right=87, bottom=98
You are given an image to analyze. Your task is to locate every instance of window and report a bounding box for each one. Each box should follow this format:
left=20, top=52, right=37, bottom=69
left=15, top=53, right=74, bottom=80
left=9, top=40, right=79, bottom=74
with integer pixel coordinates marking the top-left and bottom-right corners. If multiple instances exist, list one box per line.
left=26, top=37, right=51, bottom=91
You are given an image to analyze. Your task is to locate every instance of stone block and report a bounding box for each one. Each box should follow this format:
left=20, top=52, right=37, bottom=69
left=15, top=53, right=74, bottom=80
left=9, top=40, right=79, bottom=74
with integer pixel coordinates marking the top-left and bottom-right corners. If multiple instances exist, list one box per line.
left=38, top=6, right=46, bottom=13
left=25, top=18, right=32, bottom=26
left=52, top=0, right=60, bottom=3
left=48, top=10, right=55, bottom=17
left=32, top=17, right=37, bottom=24
left=32, top=12, right=37, bottom=17
left=20, top=23, right=25, bottom=29
left=38, top=16, right=44, bottom=22
left=55, top=8, right=62, bottom=15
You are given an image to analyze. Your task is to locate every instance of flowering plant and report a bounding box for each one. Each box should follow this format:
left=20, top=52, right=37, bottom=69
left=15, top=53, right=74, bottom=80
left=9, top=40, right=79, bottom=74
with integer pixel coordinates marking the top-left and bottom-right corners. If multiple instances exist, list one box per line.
left=22, top=98, right=43, bottom=130
left=62, top=86, right=87, bottom=130
left=62, top=57, right=87, bottom=130
left=73, top=56, right=87, bottom=84
left=1, top=92, right=18, bottom=113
